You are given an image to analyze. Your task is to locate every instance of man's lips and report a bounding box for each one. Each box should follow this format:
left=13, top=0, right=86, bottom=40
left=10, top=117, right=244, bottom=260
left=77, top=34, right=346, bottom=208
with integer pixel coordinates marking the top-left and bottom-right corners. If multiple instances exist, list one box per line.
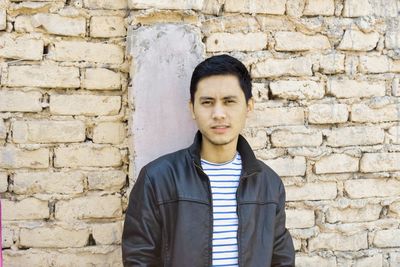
left=211, top=125, right=230, bottom=133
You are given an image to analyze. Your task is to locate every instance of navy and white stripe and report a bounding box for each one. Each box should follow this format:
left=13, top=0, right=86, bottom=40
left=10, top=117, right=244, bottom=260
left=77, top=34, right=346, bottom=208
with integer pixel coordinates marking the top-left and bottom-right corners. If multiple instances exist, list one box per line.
left=201, top=152, right=242, bottom=267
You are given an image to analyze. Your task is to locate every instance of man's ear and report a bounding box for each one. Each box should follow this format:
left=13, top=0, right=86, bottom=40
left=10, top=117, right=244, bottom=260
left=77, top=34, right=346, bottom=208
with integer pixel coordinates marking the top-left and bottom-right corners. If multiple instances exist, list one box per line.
left=246, top=98, right=254, bottom=115
left=188, top=101, right=195, bottom=120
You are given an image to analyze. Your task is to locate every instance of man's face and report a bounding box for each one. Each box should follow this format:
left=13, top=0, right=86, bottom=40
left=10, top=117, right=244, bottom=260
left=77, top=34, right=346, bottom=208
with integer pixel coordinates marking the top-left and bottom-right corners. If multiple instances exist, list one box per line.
left=189, top=74, right=254, bottom=149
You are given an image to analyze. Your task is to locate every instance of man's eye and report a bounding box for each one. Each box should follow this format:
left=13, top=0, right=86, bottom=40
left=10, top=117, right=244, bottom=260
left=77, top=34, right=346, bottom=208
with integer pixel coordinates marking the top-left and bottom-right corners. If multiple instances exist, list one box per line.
left=225, top=100, right=236, bottom=104
left=201, top=101, right=211, bottom=105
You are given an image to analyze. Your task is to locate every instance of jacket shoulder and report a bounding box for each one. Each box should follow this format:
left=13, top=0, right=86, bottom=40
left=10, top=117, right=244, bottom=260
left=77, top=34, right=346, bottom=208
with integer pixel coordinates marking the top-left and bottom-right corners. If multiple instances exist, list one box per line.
left=140, top=148, right=189, bottom=178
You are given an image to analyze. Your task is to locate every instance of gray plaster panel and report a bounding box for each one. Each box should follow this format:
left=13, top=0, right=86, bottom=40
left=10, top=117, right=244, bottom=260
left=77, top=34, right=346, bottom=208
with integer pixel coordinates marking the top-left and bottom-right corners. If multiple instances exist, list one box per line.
left=128, top=24, right=204, bottom=177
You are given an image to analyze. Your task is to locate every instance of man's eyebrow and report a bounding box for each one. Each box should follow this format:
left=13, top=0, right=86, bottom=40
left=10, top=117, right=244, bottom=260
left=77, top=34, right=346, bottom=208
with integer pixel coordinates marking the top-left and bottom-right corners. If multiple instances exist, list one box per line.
left=198, top=96, right=238, bottom=100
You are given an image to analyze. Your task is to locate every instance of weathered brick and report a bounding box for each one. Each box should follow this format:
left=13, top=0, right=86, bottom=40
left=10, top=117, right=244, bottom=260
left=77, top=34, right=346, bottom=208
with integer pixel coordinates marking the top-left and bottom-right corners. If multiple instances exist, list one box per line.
left=0, top=146, right=49, bottom=169
left=0, top=35, right=43, bottom=60
left=389, top=201, right=400, bottom=216
left=345, top=179, right=400, bottom=198
left=370, top=0, right=398, bottom=17
left=275, top=32, right=330, bottom=51
left=342, top=0, right=372, bottom=17
left=3, top=198, right=49, bottom=220
left=92, top=222, right=122, bottom=245
left=248, top=107, right=304, bottom=127
left=386, top=28, right=400, bottom=49
left=49, top=41, right=124, bottom=64
left=309, top=232, right=368, bottom=251
left=0, top=119, right=6, bottom=140
left=314, top=154, right=359, bottom=174
left=303, top=0, right=334, bottom=16
left=7, top=65, right=80, bottom=88
left=20, top=226, right=90, bottom=248
left=90, top=16, right=126, bottom=37
left=263, top=156, right=306, bottom=176
left=338, top=30, right=379, bottom=51
left=286, top=209, right=315, bottom=228
left=319, top=53, right=345, bottom=74
left=224, top=0, right=286, bottom=15
left=327, top=79, right=385, bottom=98
left=0, top=9, right=6, bottom=30
left=351, top=103, right=400, bottom=123
left=326, top=126, right=384, bottom=147
left=206, top=32, right=268, bottom=52
left=0, top=172, right=8, bottom=192
left=389, top=252, right=400, bottom=266
left=393, top=77, right=400, bottom=96
left=83, top=68, right=121, bottom=90
left=54, top=145, right=122, bottom=167
left=360, top=152, right=400, bottom=172
left=88, top=170, right=126, bottom=191
left=269, top=80, right=324, bottom=100
left=0, top=91, right=42, bottom=112
left=354, top=255, right=383, bottom=267
left=128, top=0, right=203, bottom=10
left=93, top=122, right=125, bottom=144
left=373, top=229, right=400, bottom=248
left=13, top=171, right=85, bottom=194
left=202, top=16, right=259, bottom=34
left=251, top=82, right=269, bottom=102
left=83, top=0, right=127, bottom=9
left=388, top=126, right=400, bottom=144
left=50, top=95, right=121, bottom=116
left=286, top=182, right=337, bottom=201
left=2, top=224, right=16, bottom=248
left=252, top=57, right=312, bottom=78
left=271, top=127, right=322, bottom=147
left=242, top=129, right=268, bottom=150
left=308, top=103, right=348, bottom=124
left=256, top=15, right=295, bottom=31
left=296, top=256, right=336, bottom=267
left=326, top=204, right=382, bottom=223
left=55, top=195, right=122, bottom=220
left=12, top=120, right=86, bottom=143
left=359, top=55, right=390, bottom=73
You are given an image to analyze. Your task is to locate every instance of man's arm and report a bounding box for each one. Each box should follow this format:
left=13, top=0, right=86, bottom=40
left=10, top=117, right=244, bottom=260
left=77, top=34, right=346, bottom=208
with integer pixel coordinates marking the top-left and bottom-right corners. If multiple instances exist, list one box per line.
left=122, top=167, right=162, bottom=267
left=271, top=180, right=295, bottom=267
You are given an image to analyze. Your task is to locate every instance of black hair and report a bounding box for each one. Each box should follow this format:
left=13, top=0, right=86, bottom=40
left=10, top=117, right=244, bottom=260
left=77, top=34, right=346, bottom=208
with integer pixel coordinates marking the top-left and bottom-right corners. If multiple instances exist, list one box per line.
left=189, top=54, right=252, bottom=104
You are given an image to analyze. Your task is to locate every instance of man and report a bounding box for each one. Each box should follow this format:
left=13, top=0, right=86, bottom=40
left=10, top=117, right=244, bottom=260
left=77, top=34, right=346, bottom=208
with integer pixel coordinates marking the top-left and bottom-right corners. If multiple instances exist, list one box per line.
left=122, top=55, right=295, bottom=266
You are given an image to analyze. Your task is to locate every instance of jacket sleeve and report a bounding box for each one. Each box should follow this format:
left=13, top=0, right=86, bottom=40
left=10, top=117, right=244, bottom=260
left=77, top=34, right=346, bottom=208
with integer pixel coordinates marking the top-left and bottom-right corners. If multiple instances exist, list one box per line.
left=271, top=180, right=295, bottom=267
left=122, top=167, right=162, bottom=267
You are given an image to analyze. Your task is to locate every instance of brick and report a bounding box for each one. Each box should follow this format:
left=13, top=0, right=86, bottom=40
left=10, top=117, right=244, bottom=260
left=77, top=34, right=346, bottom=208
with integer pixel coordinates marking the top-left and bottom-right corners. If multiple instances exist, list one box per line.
left=90, top=16, right=126, bottom=37
left=370, top=0, right=398, bottom=17
left=345, top=179, right=400, bottom=198
left=388, top=126, right=400, bottom=144
left=303, top=0, right=334, bottom=16
left=338, top=30, right=379, bottom=51
left=49, top=41, right=124, bottom=64
left=0, top=119, right=6, bottom=140
left=2, top=224, right=16, bottom=248
left=13, top=171, right=85, bottom=194
left=256, top=15, right=295, bottom=31
left=20, top=226, right=90, bottom=248
left=0, top=35, right=43, bottom=60
left=275, top=32, right=330, bottom=51
left=309, top=232, right=368, bottom=251
left=251, top=82, right=269, bottom=102
left=286, top=182, right=337, bottom=201
left=269, top=80, right=324, bottom=100
left=373, top=229, right=400, bottom=248
left=327, top=79, right=385, bottom=98
left=2, top=198, right=49, bottom=220
left=83, top=0, right=127, bottom=9
left=12, top=120, right=85, bottom=143
left=50, top=95, right=121, bottom=116
left=224, top=0, right=286, bottom=15
left=252, top=57, right=312, bottom=78
left=263, top=156, right=306, bottom=176
left=351, top=103, right=400, bottom=123
left=315, top=154, right=359, bottom=174
left=83, top=68, right=121, bottom=90
left=285, top=0, right=304, bottom=17
left=0, top=172, right=8, bottom=192
left=55, top=195, right=122, bottom=220
left=7, top=65, right=80, bottom=88
left=202, top=0, right=223, bottom=14
left=389, top=252, right=400, bottom=266
left=308, top=103, right=348, bottom=124
left=248, top=107, right=304, bottom=127
left=389, top=201, right=400, bottom=216
left=206, top=32, right=268, bottom=52
left=202, top=16, right=259, bottom=34
left=92, top=222, right=122, bottom=245
left=296, top=256, right=336, bottom=267
left=393, top=77, right=400, bottom=96
left=354, top=255, right=382, bottom=267
left=319, top=53, right=345, bottom=74
left=360, top=152, right=400, bottom=172
left=271, top=127, right=322, bottom=147
left=0, top=146, right=49, bottom=169
left=326, top=126, right=384, bottom=147
left=54, top=145, right=122, bottom=167
left=342, top=0, right=372, bottom=17
left=359, top=55, right=390, bottom=73
left=128, top=0, right=203, bottom=10
left=242, top=130, right=268, bottom=150
left=93, top=122, right=125, bottom=144
left=386, top=29, right=400, bottom=49
left=286, top=209, right=315, bottom=228
left=0, top=9, right=6, bottom=30
left=88, top=170, right=126, bottom=191
left=326, top=204, right=382, bottom=223
left=0, top=91, right=42, bottom=112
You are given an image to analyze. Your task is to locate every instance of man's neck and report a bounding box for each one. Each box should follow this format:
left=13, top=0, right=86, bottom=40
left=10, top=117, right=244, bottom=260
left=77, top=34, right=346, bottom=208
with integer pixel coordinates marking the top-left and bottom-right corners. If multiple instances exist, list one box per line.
left=200, top=138, right=238, bottom=164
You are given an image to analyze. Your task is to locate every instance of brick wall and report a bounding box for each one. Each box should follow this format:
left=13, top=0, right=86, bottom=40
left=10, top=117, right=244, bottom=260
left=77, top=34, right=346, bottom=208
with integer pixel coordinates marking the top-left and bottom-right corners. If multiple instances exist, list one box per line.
left=1, top=0, right=400, bottom=266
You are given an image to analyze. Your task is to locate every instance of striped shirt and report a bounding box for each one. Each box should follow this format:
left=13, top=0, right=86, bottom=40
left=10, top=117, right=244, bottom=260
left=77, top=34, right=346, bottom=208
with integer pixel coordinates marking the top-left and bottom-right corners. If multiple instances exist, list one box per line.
left=201, top=152, right=242, bottom=267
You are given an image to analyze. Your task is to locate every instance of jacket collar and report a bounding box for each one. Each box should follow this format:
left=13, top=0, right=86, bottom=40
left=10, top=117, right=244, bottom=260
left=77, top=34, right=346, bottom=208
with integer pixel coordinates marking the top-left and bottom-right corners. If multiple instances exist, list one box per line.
left=188, top=130, right=262, bottom=175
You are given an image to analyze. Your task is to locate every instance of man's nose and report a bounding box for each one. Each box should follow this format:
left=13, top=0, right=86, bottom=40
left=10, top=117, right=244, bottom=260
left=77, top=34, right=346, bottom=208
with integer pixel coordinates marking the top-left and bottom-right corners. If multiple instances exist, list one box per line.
left=212, top=104, right=226, bottom=119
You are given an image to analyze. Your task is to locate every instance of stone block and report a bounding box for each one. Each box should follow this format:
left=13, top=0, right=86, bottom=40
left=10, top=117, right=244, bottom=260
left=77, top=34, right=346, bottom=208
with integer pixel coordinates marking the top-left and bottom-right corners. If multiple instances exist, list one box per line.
left=327, top=79, right=385, bottom=98
left=359, top=55, right=390, bottom=73
left=247, top=107, right=304, bottom=127
left=252, top=57, right=312, bottom=78
left=93, top=122, right=125, bottom=144
left=351, top=103, right=400, bottom=123
left=373, top=229, right=400, bottom=248
left=319, top=53, right=345, bottom=74
left=308, top=103, right=348, bottom=124
left=388, top=126, right=400, bottom=144
left=128, top=0, right=203, bottom=10
left=206, top=32, right=268, bottom=52
left=309, top=232, right=368, bottom=251
left=0, top=119, right=6, bottom=140
left=83, top=0, right=127, bottom=9
left=275, top=32, right=330, bottom=51
left=360, top=152, right=400, bottom=172
left=286, top=182, right=337, bottom=201
left=326, top=126, right=384, bottom=147
left=0, top=146, right=49, bottom=169
left=83, top=68, right=121, bottom=90
left=87, top=170, right=126, bottom=191
left=0, top=9, right=6, bottom=30
left=389, top=252, right=400, bottom=266
left=224, top=0, right=286, bottom=14
left=271, top=127, right=322, bottom=147
left=296, top=256, right=336, bottom=267
left=303, top=0, right=334, bottom=16
left=269, top=80, right=324, bottom=100
left=386, top=28, right=400, bottom=49
left=342, top=0, right=372, bottom=17
left=315, top=153, right=359, bottom=174
left=92, top=222, right=122, bottom=245
left=256, top=15, right=295, bottom=31
left=263, top=156, right=306, bottom=176
left=345, top=178, right=400, bottom=198
left=2, top=198, right=49, bottom=220
left=0, top=172, right=8, bottom=192
left=0, top=91, right=42, bottom=112
left=0, top=35, right=43, bottom=60
left=286, top=209, right=315, bottom=228
left=338, top=30, right=379, bottom=51
left=354, top=255, right=382, bottom=267
left=90, top=16, right=126, bottom=37
left=326, top=204, right=382, bottom=223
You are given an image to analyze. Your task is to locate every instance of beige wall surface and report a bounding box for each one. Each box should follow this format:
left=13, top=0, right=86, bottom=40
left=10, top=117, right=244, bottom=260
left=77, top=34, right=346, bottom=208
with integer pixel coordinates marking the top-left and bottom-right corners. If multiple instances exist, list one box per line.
left=1, top=0, right=400, bottom=266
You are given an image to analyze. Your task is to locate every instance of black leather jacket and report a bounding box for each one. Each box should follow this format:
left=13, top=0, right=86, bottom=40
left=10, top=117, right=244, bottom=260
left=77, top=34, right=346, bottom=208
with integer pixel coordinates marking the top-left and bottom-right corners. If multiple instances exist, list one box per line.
left=122, top=131, right=295, bottom=266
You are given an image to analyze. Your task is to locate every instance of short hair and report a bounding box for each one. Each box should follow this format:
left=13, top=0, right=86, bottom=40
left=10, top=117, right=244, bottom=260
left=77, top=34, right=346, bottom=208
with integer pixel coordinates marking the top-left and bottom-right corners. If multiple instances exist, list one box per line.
left=189, top=54, right=252, bottom=104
